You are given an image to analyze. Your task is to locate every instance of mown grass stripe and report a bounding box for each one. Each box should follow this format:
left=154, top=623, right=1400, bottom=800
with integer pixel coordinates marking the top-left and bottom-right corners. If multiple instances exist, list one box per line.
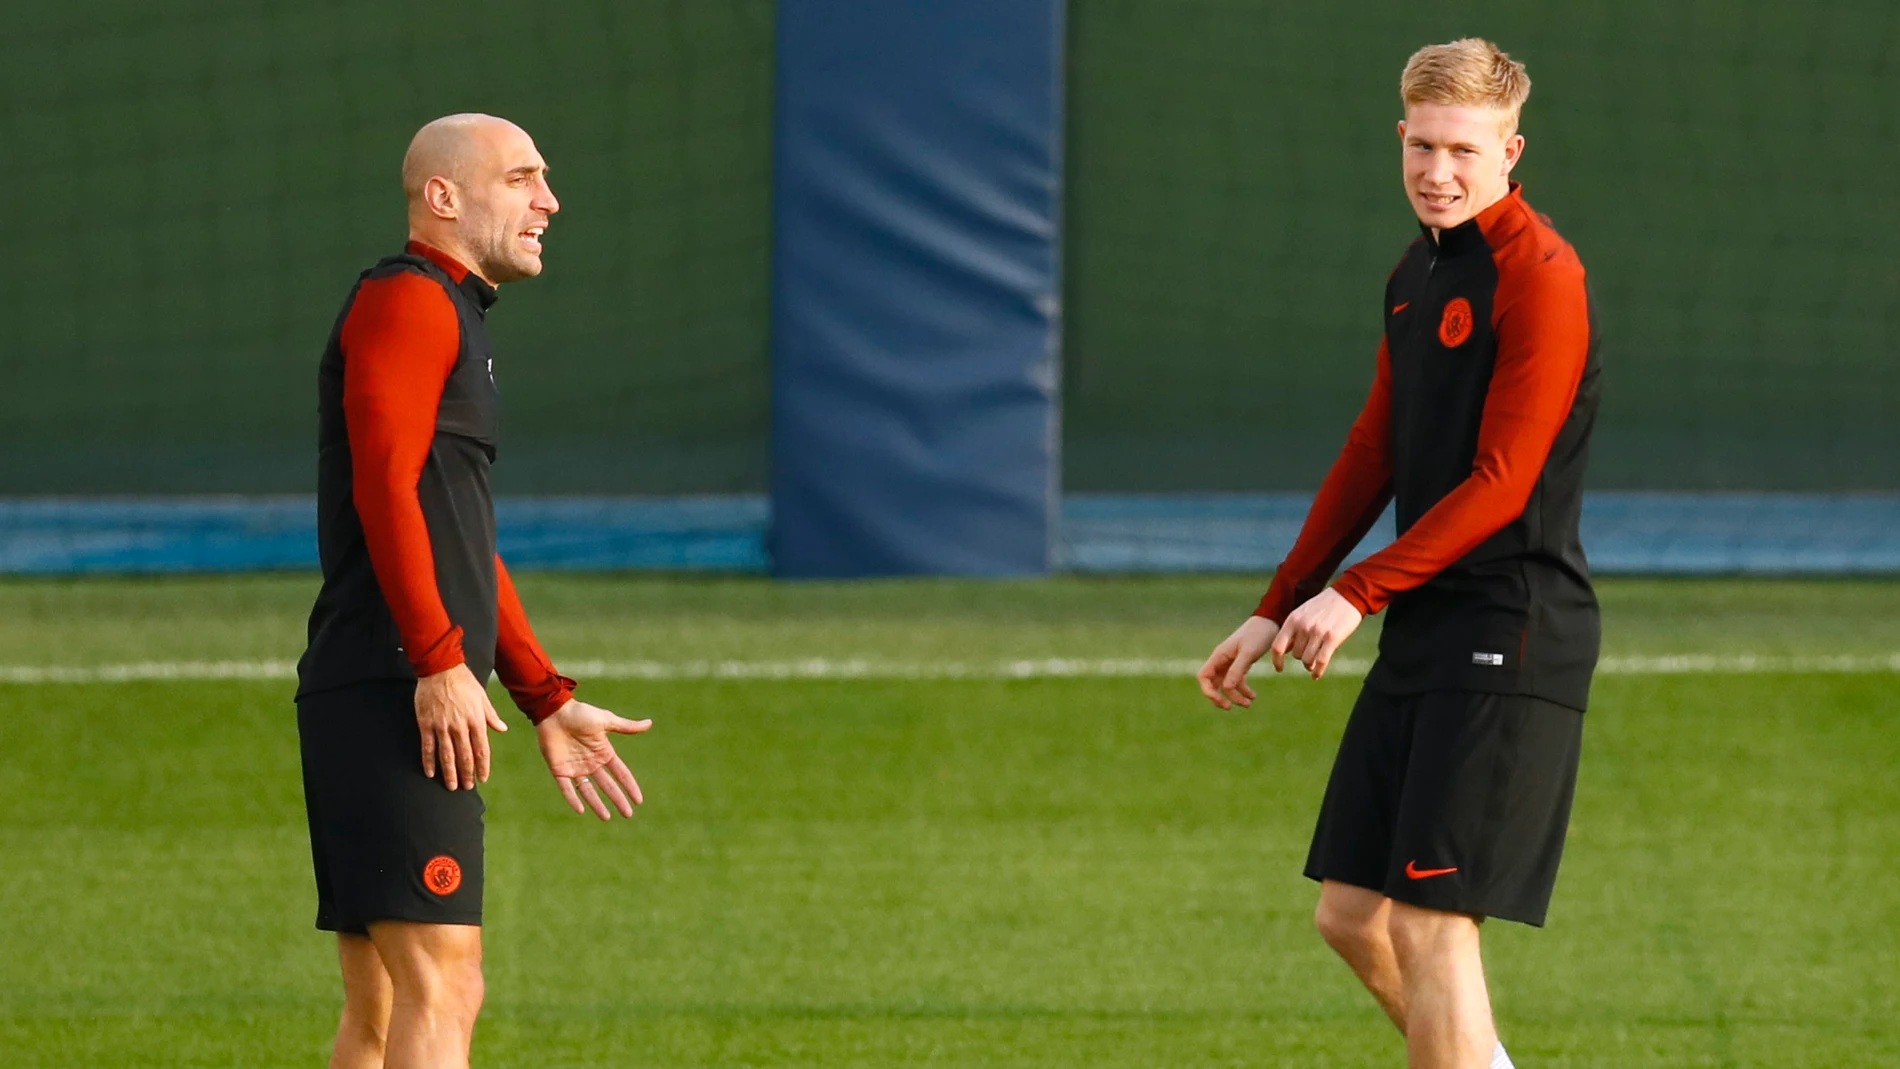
left=3, top=653, right=1898, bottom=684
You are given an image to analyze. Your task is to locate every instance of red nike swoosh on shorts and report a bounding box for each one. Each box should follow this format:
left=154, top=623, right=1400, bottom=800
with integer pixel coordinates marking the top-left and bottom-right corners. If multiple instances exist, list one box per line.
left=1392, top=302, right=1409, bottom=314
left=1405, top=860, right=1458, bottom=880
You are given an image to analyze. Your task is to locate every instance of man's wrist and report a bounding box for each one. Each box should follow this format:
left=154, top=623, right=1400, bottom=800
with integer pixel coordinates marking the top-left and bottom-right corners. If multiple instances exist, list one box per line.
left=528, top=688, right=577, bottom=726
left=1330, top=574, right=1378, bottom=617
left=407, top=627, right=467, bottom=677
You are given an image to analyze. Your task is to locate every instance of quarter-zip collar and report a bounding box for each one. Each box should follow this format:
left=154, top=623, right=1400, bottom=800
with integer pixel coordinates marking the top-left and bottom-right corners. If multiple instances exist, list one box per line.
left=1420, top=182, right=1524, bottom=259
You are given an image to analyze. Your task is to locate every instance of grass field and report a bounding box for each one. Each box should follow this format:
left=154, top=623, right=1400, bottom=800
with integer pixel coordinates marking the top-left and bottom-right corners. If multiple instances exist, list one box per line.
left=1, top=575, right=1897, bottom=1067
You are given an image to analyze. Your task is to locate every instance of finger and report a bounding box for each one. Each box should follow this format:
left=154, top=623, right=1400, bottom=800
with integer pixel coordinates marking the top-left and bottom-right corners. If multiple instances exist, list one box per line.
left=595, top=772, right=634, bottom=818
left=1198, top=662, right=1231, bottom=709
left=557, top=776, right=585, bottom=814
left=438, top=725, right=460, bottom=791
left=578, top=777, right=611, bottom=821
left=1237, top=680, right=1256, bottom=702
left=455, top=719, right=476, bottom=791
left=1220, top=657, right=1254, bottom=708
left=421, top=723, right=438, bottom=779
left=1305, top=623, right=1332, bottom=667
left=485, top=702, right=508, bottom=734
left=607, top=755, right=643, bottom=806
left=609, top=717, right=653, bottom=735
left=475, top=713, right=493, bottom=784
left=1312, top=632, right=1345, bottom=680
left=1270, top=625, right=1294, bottom=672
left=1297, top=628, right=1323, bottom=668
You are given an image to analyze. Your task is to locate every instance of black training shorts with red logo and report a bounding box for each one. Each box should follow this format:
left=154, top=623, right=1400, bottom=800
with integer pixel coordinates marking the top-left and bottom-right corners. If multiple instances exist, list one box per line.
left=1303, top=686, right=1583, bottom=927
left=297, top=679, right=485, bottom=933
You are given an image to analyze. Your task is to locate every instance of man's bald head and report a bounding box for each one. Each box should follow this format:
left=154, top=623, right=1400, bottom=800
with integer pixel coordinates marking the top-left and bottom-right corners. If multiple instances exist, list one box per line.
left=401, top=113, right=520, bottom=201
left=400, top=113, right=559, bottom=285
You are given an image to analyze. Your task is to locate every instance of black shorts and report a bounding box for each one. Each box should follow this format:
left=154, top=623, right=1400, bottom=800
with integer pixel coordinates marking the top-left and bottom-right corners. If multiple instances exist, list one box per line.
left=1304, top=686, right=1583, bottom=927
left=297, top=679, right=485, bottom=934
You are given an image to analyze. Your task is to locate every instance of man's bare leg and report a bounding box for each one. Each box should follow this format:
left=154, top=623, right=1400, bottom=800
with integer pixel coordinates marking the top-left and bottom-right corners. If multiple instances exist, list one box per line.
left=1313, top=880, right=1408, bottom=1033
left=368, top=921, right=485, bottom=1069
left=1387, top=901, right=1496, bottom=1069
left=333, top=934, right=393, bottom=1069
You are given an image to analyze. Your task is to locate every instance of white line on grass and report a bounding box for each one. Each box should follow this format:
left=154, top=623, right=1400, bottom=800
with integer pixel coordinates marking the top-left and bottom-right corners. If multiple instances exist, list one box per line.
left=3, top=654, right=1899, bottom=684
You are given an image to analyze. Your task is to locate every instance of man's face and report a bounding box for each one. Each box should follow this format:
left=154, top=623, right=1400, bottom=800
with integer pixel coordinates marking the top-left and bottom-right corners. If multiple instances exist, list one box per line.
left=456, top=124, right=560, bottom=284
left=1398, top=103, right=1522, bottom=231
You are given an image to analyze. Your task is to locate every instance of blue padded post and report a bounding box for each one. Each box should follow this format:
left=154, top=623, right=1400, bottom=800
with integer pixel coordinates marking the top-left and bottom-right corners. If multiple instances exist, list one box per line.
left=769, top=0, right=1065, bottom=577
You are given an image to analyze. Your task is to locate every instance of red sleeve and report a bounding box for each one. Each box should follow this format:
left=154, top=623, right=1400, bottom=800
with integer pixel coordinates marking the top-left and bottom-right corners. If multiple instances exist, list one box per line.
left=1254, top=338, right=1395, bottom=624
left=1332, top=264, right=1591, bottom=616
left=341, top=271, right=466, bottom=676
left=494, top=556, right=577, bottom=724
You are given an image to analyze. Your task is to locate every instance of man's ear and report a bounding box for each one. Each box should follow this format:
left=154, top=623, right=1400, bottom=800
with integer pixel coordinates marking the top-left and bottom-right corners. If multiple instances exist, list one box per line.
left=423, top=175, right=460, bottom=221
left=1502, top=134, right=1525, bottom=176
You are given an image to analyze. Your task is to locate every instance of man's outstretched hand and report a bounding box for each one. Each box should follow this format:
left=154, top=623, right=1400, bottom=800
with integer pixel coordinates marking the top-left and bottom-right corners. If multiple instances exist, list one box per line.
left=1197, top=615, right=1280, bottom=709
left=1270, top=588, right=1364, bottom=680
left=536, top=699, right=652, bottom=820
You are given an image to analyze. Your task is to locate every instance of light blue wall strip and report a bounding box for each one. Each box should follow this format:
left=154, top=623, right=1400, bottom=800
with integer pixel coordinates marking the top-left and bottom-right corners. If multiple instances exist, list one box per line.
left=0, top=497, right=768, bottom=575
left=2, top=494, right=1895, bottom=576
left=1057, top=493, right=1900, bottom=574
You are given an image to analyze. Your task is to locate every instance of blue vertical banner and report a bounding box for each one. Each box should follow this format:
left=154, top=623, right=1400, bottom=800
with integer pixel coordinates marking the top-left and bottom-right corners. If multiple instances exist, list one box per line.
left=769, top=0, right=1066, bottom=577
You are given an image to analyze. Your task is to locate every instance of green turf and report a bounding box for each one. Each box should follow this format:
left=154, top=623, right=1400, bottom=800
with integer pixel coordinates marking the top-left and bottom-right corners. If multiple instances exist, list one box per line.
left=5, top=574, right=1900, bottom=666
left=1, top=577, right=1897, bottom=1067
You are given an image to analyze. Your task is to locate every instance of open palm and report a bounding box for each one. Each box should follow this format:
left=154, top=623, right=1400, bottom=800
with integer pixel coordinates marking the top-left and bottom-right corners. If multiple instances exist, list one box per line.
left=535, top=699, right=652, bottom=820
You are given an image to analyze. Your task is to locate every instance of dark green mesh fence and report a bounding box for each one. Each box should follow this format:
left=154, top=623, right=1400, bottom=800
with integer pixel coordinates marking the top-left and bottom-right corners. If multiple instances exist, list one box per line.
left=1065, top=0, right=1900, bottom=492
left=9, top=2, right=1896, bottom=499
left=2, top=0, right=774, bottom=494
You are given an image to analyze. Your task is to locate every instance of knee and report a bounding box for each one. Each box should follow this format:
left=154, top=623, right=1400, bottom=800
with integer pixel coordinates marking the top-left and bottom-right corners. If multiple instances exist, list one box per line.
left=1315, top=896, right=1384, bottom=959
left=383, top=946, right=485, bottom=1022
left=418, top=959, right=485, bottom=1022
left=339, top=995, right=390, bottom=1050
left=1385, top=903, right=1478, bottom=969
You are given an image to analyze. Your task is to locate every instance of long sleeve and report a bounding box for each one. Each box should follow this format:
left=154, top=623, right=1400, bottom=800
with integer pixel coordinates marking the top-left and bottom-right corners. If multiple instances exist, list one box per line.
left=493, top=555, right=577, bottom=724
left=1255, top=338, right=1396, bottom=624
left=1332, top=266, right=1591, bottom=616
left=340, top=272, right=466, bottom=676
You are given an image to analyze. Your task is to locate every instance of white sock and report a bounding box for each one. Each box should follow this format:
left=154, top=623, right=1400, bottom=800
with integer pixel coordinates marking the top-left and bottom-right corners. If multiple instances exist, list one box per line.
left=1491, top=1041, right=1515, bottom=1069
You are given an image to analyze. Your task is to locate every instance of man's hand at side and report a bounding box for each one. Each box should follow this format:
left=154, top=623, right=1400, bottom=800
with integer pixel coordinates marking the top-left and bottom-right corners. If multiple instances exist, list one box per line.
left=537, top=700, right=652, bottom=821
left=1270, top=588, right=1365, bottom=680
left=1197, top=615, right=1280, bottom=709
left=415, top=662, right=508, bottom=790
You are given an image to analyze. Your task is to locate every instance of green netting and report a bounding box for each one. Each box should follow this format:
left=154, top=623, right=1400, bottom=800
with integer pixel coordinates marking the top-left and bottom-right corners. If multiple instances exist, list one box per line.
left=2, top=0, right=774, bottom=494
left=10, top=3, right=1896, bottom=498
left=1065, top=0, right=1900, bottom=492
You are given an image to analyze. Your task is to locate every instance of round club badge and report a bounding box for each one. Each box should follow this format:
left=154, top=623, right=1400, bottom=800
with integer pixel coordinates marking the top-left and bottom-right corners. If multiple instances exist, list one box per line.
left=423, top=855, right=463, bottom=896
left=1438, top=297, right=1475, bottom=348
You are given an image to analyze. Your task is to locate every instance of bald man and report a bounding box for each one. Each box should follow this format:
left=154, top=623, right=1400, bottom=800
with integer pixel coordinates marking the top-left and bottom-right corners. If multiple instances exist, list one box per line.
left=295, top=114, right=651, bottom=1069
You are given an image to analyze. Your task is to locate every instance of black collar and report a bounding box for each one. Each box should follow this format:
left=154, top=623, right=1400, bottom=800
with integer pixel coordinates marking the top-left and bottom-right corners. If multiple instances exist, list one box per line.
left=406, top=241, right=500, bottom=315
left=1422, top=215, right=1488, bottom=259
left=460, top=273, right=499, bottom=315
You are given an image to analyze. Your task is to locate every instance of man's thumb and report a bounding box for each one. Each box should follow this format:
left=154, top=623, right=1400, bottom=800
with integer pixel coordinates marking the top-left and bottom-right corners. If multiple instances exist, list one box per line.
left=611, top=717, right=654, bottom=735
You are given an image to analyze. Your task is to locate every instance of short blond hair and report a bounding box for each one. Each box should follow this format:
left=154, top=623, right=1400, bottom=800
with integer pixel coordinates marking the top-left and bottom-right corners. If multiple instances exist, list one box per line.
left=1400, top=38, right=1531, bottom=134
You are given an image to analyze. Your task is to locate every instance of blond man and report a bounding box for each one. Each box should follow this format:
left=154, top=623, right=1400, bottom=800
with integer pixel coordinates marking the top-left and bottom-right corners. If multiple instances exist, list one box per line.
left=1198, top=40, right=1599, bottom=1069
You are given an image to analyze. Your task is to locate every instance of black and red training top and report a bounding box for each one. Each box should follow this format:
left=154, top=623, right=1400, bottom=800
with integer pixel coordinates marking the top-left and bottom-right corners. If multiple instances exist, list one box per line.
left=296, top=242, right=575, bottom=723
left=1256, top=183, right=1602, bottom=711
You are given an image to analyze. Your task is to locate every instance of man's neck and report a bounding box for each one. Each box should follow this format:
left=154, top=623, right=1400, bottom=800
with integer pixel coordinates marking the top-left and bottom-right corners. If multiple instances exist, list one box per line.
left=407, top=233, right=493, bottom=286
